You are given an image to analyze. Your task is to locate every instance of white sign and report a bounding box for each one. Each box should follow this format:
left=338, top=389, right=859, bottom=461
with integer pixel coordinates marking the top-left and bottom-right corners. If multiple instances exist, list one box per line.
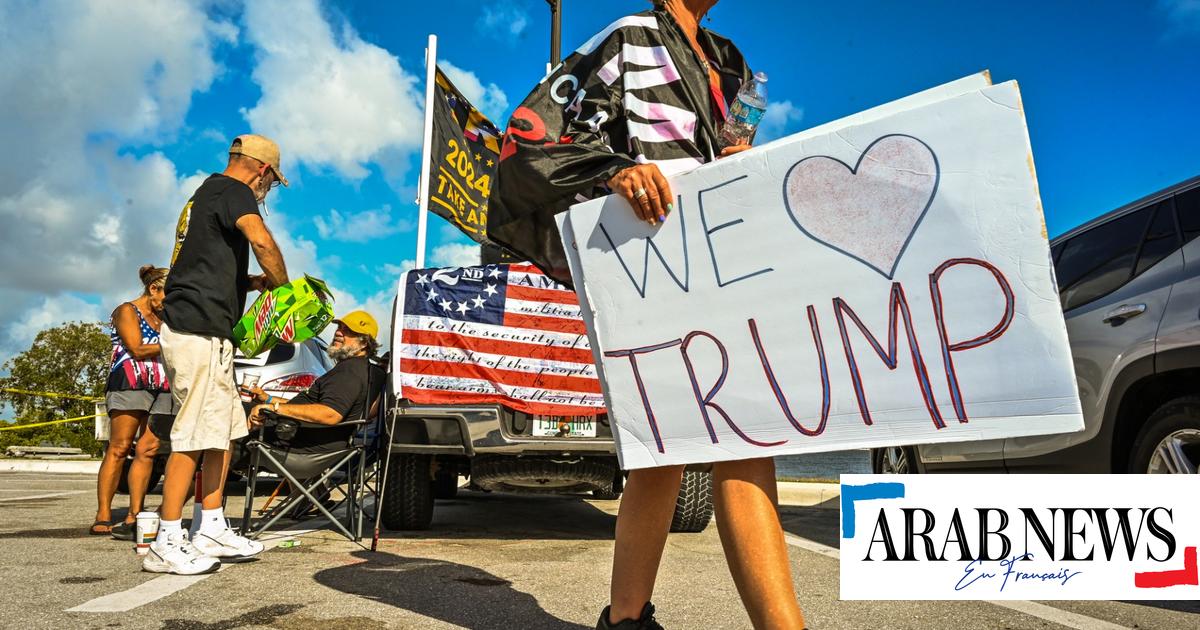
left=559, top=74, right=1085, bottom=469
left=839, top=474, right=1200, bottom=600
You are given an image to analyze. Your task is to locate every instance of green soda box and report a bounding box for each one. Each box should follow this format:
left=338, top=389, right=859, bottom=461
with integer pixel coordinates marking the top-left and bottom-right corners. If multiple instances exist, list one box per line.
left=232, top=275, right=335, bottom=358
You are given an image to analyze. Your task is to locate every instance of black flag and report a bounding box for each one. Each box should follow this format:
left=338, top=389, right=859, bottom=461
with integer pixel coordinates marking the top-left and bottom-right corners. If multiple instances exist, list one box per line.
left=426, top=68, right=503, bottom=243
left=487, top=8, right=751, bottom=285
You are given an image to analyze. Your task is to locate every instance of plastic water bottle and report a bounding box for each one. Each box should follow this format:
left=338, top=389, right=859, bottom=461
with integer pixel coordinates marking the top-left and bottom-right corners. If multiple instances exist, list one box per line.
left=719, top=71, right=768, bottom=148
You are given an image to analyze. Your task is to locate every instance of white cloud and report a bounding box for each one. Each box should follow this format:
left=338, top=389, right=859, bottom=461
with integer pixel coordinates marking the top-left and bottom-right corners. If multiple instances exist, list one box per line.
left=0, top=0, right=230, bottom=365
left=431, top=243, right=480, bottom=268
left=312, top=205, right=414, bottom=242
left=330, top=286, right=398, bottom=348
left=477, top=2, right=530, bottom=40
left=6, top=295, right=104, bottom=350
left=1159, top=0, right=1200, bottom=36
left=382, top=260, right=417, bottom=278
left=756, top=100, right=805, bottom=144
left=241, top=0, right=424, bottom=183
left=439, top=60, right=510, bottom=123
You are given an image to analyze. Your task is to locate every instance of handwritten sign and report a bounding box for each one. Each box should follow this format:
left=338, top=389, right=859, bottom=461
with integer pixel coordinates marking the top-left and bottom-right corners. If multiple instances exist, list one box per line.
left=559, top=74, right=1085, bottom=469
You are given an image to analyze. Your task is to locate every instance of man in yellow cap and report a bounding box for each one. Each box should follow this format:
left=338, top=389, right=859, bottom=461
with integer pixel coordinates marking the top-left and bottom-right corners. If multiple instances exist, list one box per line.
left=149, top=133, right=291, bottom=575
left=243, top=310, right=385, bottom=474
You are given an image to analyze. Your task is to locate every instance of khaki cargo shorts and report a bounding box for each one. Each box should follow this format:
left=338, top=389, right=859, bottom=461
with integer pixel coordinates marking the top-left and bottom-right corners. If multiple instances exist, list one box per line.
left=159, top=322, right=248, bottom=452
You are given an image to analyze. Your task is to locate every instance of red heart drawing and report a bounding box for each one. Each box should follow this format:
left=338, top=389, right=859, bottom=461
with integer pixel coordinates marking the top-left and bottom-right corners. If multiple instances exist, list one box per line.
left=782, top=134, right=939, bottom=279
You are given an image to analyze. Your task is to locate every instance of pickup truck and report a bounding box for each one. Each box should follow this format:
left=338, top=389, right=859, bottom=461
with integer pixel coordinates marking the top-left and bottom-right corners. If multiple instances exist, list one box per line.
left=378, top=401, right=715, bottom=533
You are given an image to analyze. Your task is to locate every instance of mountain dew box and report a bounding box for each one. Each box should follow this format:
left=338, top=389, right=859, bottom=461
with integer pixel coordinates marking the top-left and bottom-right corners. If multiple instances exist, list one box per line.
left=232, top=275, right=335, bottom=358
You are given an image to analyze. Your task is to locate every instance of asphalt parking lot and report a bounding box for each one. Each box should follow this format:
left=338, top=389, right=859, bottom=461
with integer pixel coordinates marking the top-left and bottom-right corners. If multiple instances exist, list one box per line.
left=1, top=471, right=1197, bottom=629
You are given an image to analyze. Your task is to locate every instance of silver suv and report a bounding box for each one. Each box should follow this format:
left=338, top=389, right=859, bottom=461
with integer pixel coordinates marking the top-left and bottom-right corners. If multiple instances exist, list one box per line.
left=233, top=338, right=334, bottom=400
left=874, top=175, right=1200, bottom=475
left=116, top=339, right=333, bottom=494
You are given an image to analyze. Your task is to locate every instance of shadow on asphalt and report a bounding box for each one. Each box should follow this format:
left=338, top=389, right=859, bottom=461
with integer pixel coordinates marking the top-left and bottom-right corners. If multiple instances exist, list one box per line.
left=375, top=490, right=617, bottom=541
left=315, top=550, right=591, bottom=630
left=0, top=526, right=93, bottom=539
left=160, top=603, right=307, bottom=630
left=1122, top=600, right=1200, bottom=615
left=778, top=504, right=841, bottom=550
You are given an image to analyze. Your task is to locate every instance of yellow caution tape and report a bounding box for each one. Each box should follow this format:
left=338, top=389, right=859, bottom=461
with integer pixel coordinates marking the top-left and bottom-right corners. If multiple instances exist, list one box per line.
left=0, top=387, right=103, bottom=402
left=0, top=413, right=99, bottom=431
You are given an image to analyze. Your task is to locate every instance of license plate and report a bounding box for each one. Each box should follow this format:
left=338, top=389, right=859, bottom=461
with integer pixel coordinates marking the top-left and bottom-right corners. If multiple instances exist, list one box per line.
left=531, top=415, right=597, bottom=438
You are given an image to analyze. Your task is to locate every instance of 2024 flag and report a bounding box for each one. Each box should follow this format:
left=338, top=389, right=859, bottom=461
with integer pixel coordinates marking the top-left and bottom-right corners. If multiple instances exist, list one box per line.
left=393, top=263, right=605, bottom=416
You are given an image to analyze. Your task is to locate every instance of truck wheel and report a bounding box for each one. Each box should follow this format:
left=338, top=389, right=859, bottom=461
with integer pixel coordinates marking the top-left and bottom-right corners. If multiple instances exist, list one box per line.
left=381, top=453, right=434, bottom=530
left=433, top=467, right=459, bottom=500
left=472, top=456, right=615, bottom=493
left=669, top=470, right=713, bottom=533
left=1130, top=396, right=1200, bottom=474
left=592, top=470, right=624, bottom=500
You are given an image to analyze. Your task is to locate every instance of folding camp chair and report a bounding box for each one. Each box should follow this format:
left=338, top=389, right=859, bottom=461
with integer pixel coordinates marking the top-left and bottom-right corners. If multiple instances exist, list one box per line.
left=238, top=360, right=383, bottom=542
left=237, top=414, right=371, bottom=541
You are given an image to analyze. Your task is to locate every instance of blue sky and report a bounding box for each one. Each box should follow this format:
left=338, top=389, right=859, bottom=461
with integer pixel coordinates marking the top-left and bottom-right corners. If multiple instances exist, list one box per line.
left=0, top=0, right=1197, bottom=367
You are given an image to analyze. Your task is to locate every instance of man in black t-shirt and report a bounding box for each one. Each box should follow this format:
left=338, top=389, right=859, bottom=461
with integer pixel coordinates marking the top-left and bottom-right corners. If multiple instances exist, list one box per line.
left=245, top=311, right=385, bottom=456
left=148, top=134, right=290, bottom=576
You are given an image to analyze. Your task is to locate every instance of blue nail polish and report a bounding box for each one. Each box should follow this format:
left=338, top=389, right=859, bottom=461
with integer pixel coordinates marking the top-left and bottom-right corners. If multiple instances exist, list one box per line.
left=658, top=214, right=667, bottom=222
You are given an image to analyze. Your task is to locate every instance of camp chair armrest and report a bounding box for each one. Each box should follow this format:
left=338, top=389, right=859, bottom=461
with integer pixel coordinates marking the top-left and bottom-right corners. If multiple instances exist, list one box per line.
left=293, top=417, right=370, bottom=430
left=259, top=410, right=368, bottom=430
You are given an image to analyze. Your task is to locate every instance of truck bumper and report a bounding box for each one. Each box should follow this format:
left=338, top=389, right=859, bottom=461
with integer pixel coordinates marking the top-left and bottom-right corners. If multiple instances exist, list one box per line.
left=386, top=404, right=617, bottom=457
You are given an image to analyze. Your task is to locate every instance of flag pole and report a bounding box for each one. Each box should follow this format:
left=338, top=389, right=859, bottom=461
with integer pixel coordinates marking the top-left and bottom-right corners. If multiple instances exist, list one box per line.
left=415, top=34, right=438, bottom=269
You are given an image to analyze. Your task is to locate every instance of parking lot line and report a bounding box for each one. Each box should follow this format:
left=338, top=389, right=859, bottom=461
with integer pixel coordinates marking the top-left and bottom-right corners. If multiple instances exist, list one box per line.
left=986, top=601, right=1129, bottom=630
left=0, top=490, right=86, bottom=502
left=63, top=505, right=336, bottom=615
left=783, top=532, right=840, bottom=559
left=66, top=574, right=212, bottom=613
left=782, top=532, right=1134, bottom=630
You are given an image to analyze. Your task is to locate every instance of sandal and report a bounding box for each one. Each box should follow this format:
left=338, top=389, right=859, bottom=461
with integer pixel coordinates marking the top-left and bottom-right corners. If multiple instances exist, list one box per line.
left=89, top=520, right=113, bottom=536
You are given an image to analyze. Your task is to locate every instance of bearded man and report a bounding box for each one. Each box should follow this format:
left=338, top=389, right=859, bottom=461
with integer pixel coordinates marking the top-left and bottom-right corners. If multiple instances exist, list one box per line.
left=244, top=311, right=386, bottom=457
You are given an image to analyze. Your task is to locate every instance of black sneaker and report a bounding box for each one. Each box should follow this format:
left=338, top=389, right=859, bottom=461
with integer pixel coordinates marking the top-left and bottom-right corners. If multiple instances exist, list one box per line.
left=110, top=521, right=136, bottom=541
left=596, top=602, right=664, bottom=630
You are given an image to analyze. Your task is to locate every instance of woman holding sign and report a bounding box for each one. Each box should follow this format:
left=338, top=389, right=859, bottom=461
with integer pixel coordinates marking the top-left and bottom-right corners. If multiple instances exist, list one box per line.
left=489, top=1, right=805, bottom=628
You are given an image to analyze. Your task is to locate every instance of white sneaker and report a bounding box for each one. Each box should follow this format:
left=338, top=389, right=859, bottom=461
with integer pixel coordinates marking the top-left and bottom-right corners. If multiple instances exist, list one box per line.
left=142, top=530, right=220, bottom=575
left=192, top=527, right=265, bottom=560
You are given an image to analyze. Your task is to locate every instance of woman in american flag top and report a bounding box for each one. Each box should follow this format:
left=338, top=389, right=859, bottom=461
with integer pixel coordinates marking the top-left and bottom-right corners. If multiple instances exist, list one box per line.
left=93, top=265, right=176, bottom=539
left=490, top=1, right=805, bottom=628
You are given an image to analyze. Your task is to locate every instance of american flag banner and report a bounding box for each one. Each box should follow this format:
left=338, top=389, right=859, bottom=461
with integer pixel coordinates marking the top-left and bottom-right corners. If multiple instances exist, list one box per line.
left=392, top=263, right=605, bottom=416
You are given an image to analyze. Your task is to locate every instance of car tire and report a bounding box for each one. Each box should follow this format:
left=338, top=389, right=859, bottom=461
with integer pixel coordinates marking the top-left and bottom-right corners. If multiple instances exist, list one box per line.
left=116, top=455, right=131, bottom=494
left=144, top=468, right=163, bottom=495
left=433, top=467, right=459, bottom=500
left=1130, top=396, right=1200, bottom=474
left=872, top=446, right=919, bottom=474
left=381, top=453, right=434, bottom=530
left=471, top=457, right=616, bottom=493
left=115, top=454, right=164, bottom=495
left=669, top=470, right=713, bottom=533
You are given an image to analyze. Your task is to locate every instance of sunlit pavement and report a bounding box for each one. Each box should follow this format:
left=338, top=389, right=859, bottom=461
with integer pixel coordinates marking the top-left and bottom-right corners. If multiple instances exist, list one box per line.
left=1, top=471, right=1196, bottom=629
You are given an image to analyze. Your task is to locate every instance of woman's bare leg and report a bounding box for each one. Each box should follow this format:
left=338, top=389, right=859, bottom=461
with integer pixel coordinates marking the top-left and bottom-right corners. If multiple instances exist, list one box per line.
left=712, top=457, right=805, bottom=629
left=125, top=414, right=159, bottom=520
left=607, top=464, right=685, bottom=623
left=95, top=413, right=139, bottom=524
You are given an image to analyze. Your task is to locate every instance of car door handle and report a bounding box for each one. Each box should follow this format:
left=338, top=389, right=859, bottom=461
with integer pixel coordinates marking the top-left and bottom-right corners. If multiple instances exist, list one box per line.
left=1102, top=303, right=1147, bottom=325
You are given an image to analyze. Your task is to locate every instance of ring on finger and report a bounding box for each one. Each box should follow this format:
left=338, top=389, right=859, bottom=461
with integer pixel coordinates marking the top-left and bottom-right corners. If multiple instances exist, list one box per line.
left=634, top=187, right=648, bottom=200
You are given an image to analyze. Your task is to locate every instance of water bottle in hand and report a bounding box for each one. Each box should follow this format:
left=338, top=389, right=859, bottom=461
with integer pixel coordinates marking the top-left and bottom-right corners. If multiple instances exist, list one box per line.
left=719, top=71, right=768, bottom=148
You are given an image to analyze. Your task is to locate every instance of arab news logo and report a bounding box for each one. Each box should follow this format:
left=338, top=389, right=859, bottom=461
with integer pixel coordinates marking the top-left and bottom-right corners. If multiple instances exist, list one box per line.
left=840, top=480, right=1199, bottom=598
